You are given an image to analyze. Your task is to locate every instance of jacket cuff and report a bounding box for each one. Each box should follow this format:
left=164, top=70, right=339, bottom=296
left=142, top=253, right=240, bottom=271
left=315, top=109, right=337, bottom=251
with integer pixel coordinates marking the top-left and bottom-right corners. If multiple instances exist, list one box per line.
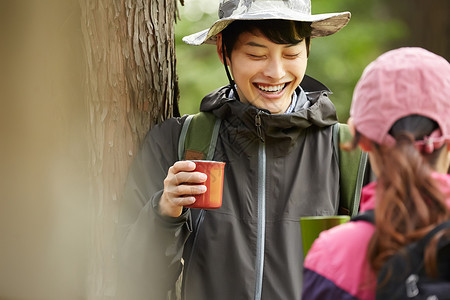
left=151, top=190, right=192, bottom=230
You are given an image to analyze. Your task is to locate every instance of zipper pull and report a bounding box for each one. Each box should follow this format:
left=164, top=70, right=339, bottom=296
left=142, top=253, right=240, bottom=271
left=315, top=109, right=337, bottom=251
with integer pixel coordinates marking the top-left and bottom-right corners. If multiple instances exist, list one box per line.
left=255, top=111, right=265, bottom=143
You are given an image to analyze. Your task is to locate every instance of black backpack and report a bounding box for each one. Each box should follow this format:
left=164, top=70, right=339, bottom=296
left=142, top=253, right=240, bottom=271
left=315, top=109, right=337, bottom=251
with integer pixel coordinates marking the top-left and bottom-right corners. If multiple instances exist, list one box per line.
left=352, top=210, right=450, bottom=299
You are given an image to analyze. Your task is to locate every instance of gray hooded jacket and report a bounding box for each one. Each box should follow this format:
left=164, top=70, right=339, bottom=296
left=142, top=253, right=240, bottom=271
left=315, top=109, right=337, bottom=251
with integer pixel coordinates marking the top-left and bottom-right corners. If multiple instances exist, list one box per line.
left=117, top=76, right=341, bottom=300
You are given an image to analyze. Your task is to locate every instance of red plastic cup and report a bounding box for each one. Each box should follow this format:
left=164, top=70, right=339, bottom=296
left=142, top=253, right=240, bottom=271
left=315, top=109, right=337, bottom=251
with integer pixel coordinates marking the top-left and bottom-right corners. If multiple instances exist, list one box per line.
left=185, top=160, right=225, bottom=209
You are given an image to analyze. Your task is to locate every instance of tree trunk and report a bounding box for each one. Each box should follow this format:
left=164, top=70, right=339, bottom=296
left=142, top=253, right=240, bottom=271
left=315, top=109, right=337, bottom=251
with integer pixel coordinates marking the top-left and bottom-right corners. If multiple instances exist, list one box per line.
left=79, top=0, right=179, bottom=298
left=387, top=0, right=449, bottom=59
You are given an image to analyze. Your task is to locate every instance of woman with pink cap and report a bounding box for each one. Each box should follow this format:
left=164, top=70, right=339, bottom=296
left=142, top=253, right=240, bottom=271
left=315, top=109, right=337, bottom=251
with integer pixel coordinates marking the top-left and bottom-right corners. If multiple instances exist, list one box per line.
left=303, top=47, right=450, bottom=299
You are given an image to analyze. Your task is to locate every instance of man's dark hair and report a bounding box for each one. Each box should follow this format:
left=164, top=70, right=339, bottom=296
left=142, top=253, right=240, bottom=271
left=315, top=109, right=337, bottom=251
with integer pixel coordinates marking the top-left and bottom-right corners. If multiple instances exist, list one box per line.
left=221, top=19, right=312, bottom=58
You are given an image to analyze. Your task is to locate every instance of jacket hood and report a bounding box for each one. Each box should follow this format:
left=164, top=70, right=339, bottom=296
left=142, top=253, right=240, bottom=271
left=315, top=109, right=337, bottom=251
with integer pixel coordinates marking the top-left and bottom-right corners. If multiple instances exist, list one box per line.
left=199, top=75, right=338, bottom=156
left=200, top=75, right=337, bottom=125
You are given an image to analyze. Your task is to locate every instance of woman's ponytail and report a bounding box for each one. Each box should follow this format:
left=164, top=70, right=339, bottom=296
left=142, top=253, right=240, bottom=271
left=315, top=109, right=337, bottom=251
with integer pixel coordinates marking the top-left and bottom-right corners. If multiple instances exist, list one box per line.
left=365, top=116, right=450, bottom=275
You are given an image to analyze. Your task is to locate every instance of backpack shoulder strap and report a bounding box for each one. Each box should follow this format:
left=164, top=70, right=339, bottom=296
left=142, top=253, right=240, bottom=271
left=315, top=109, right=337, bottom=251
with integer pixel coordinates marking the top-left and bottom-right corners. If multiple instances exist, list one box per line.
left=416, top=220, right=450, bottom=250
left=350, top=209, right=375, bottom=224
left=333, top=123, right=369, bottom=216
left=375, top=218, right=450, bottom=299
left=178, top=112, right=221, bottom=161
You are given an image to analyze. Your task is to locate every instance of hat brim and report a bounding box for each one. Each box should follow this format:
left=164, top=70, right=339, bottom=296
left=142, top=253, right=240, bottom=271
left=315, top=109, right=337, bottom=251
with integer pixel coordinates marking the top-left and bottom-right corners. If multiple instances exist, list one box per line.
left=182, top=11, right=351, bottom=46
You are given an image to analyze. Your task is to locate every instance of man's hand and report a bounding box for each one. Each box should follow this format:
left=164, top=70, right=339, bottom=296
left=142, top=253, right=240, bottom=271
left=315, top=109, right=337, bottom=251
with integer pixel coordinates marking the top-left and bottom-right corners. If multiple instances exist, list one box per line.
left=159, top=160, right=207, bottom=217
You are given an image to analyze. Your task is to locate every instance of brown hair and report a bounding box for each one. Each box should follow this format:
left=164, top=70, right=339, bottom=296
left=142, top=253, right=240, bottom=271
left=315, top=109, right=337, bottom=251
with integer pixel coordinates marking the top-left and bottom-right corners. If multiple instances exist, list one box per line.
left=351, top=115, right=450, bottom=280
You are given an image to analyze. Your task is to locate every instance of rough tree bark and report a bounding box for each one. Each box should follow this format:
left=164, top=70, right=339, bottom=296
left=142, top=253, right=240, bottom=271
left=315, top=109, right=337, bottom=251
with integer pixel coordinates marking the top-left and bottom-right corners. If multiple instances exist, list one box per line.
left=79, top=0, right=179, bottom=298
left=388, top=0, right=449, bottom=59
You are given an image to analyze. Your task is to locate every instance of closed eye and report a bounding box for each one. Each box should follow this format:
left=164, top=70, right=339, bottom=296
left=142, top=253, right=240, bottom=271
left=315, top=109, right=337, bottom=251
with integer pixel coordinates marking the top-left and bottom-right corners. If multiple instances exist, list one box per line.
left=284, top=53, right=300, bottom=59
left=248, top=54, right=266, bottom=60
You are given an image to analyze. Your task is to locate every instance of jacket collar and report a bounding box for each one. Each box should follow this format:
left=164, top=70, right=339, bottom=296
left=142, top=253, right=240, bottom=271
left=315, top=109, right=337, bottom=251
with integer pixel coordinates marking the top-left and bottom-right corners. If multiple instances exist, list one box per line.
left=200, top=75, right=337, bottom=126
left=198, top=75, right=338, bottom=156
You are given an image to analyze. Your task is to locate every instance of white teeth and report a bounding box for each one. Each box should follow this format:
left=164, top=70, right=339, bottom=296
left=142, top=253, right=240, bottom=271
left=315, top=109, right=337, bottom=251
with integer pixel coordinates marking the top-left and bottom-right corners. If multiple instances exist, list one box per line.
left=257, top=83, right=285, bottom=92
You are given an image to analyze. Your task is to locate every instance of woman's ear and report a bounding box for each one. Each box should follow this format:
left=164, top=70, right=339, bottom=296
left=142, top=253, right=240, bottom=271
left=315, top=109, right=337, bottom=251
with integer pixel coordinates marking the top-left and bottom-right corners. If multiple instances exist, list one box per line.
left=216, top=33, right=225, bottom=65
left=446, top=143, right=450, bottom=174
left=358, top=135, right=373, bottom=152
left=347, top=117, right=356, bottom=137
left=347, top=118, right=372, bottom=152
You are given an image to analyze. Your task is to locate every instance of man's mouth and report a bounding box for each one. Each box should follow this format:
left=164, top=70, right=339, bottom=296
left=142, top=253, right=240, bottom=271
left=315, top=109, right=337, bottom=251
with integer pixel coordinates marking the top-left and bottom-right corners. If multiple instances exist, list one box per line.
left=255, top=83, right=287, bottom=93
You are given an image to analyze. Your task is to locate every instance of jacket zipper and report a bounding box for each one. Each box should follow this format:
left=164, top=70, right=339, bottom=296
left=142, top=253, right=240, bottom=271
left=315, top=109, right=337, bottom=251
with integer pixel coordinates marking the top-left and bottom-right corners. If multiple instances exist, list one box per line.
left=255, top=111, right=265, bottom=143
left=254, top=111, right=266, bottom=300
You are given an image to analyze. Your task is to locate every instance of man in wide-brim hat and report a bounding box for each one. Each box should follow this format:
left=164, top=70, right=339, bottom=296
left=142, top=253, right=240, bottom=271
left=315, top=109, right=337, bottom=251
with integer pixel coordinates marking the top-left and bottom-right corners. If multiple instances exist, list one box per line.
left=116, top=1, right=363, bottom=299
left=182, top=0, right=350, bottom=114
left=183, top=0, right=350, bottom=46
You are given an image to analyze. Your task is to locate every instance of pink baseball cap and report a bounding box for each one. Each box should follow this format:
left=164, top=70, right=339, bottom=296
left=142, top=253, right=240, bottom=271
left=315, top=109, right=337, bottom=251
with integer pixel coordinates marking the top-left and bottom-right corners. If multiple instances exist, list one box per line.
left=350, top=47, right=450, bottom=150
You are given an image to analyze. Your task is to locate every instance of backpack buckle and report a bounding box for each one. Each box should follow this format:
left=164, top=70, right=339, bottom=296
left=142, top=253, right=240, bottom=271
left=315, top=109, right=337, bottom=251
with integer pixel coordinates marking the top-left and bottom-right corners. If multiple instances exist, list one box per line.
left=405, top=274, right=419, bottom=298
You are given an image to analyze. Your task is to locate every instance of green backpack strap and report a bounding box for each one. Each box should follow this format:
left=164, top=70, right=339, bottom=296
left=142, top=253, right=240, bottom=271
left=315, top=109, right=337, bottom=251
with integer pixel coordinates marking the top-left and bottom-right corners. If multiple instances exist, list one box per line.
left=178, top=112, right=222, bottom=161
left=333, top=123, right=369, bottom=217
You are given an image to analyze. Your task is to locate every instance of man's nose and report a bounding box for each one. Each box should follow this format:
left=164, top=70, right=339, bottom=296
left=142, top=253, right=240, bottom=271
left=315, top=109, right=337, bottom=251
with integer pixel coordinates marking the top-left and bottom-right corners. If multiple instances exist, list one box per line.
left=263, top=57, right=286, bottom=79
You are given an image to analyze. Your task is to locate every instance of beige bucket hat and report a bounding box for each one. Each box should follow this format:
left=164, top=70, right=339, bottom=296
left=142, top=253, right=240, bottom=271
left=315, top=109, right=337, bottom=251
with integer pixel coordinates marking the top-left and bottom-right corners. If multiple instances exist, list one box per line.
left=182, top=0, right=351, bottom=45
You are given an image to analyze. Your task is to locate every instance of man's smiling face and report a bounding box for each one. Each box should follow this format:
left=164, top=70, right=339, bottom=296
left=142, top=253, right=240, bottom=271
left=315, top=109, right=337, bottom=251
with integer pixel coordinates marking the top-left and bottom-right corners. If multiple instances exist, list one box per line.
left=227, top=30, right=308, bottom=114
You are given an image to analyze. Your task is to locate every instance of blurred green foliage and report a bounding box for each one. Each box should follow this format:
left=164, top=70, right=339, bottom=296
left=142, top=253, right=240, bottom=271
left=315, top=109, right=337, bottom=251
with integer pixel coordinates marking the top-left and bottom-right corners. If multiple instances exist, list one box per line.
left=175, top=0, right=407, bottom=122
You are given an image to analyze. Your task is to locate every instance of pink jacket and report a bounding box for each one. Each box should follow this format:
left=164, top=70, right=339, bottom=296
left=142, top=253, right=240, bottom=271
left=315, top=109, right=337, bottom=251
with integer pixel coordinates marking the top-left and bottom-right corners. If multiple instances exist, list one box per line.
left=302, top=173, right=450, bottom=300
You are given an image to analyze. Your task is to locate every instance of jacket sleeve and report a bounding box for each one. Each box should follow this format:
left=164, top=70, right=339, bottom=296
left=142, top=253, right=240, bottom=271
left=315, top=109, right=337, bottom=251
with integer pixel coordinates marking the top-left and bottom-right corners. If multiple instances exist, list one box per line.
left=302, top=231, right=359, bottom=300
left=302, top=222, right=376, bottom=300
left=115, top=117, right=192, bottom=300
left=303, top=268, right=359, bottom=300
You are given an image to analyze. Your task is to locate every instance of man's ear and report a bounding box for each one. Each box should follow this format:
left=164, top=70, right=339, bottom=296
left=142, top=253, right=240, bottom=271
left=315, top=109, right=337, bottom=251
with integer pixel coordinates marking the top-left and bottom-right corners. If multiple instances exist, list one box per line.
left=216, top=33, right=225, bottom=65
left=306, top=38, right=311, bottom=58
